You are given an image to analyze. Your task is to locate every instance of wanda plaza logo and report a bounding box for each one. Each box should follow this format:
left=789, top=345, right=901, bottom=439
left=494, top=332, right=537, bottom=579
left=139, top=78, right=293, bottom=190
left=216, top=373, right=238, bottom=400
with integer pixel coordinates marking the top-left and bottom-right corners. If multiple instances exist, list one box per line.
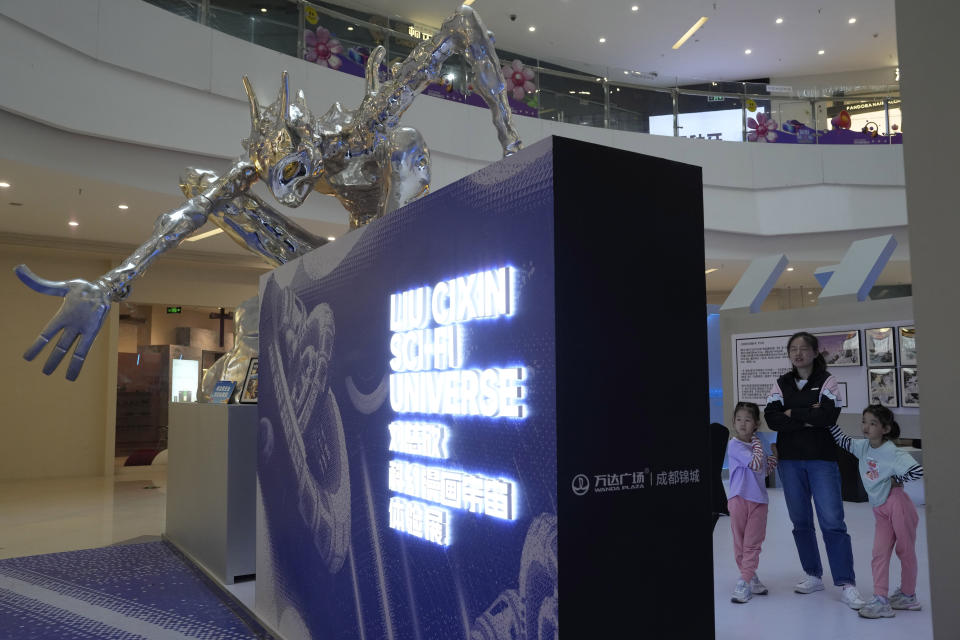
left=571, top=468, right=700, bottom=496
left=571, top=474, right=590, bottom=496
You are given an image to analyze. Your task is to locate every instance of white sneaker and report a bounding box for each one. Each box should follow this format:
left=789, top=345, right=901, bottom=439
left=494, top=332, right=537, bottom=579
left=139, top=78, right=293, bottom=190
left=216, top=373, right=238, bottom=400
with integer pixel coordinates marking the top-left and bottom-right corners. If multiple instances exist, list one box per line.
left=859, top=595, right=895, bottom=619
left=841, top=584, right=866, bottom=610
left=749, top=574, right=768, bottom=595
left=794, top=575, right=825, bottom=594
left=731, top=579, right=752, bottom=603
left=889, top=588, right=922, bottom=611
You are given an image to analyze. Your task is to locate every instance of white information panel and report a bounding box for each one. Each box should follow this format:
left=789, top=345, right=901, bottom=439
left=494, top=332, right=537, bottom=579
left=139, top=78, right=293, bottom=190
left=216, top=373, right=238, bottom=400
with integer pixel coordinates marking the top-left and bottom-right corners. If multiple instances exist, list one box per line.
left=734, top=335, right=792, bottom=404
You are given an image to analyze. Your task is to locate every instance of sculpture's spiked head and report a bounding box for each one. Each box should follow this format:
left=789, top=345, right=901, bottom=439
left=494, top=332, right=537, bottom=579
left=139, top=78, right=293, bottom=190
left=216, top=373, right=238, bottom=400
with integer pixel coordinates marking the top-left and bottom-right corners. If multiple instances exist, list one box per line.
left=242, top=71, right=322, bottom=207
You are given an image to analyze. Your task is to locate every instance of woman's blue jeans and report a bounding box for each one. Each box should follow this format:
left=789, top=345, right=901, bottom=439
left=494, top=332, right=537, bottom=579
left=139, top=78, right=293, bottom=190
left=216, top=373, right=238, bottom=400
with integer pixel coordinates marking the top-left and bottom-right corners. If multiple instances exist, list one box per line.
left=777, top=459, right=856, bottom=586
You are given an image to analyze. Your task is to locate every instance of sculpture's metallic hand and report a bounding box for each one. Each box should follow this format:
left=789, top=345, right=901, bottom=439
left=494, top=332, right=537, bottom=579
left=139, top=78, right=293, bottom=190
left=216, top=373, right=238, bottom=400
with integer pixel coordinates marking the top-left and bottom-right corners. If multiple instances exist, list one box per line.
left=14, top=265, right=112, bottom=380
left=16, top=164, right=256, bottom=382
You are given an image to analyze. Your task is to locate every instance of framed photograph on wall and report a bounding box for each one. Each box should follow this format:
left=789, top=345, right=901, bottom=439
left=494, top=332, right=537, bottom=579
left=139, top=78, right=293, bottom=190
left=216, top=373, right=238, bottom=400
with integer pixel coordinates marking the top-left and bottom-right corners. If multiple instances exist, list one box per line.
left=899, top=326, right=917, bottom=366
left=865, top=327, right=895, bottom=366
left=813, top=330, right=861, bottom=367
left=836, top=382, right=849, bottom=409
left=901, top=367, right=919, bottom=407
left=239, top=357, right=259, bottom=404
left=868, top=368, right=898, bottom=407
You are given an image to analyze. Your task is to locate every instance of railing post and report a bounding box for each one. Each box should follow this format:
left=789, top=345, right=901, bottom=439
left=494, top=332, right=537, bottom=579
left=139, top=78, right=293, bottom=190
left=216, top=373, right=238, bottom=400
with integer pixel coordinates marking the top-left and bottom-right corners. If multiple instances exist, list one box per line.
left=535, top=62, right=542, bottom=121
left=199, top=0, right=209, bottom=26
left=297, top=2, right=305, bottom=61
left=671, top=88, right=679, bottom=137
left=884, top=97, right=891, bottom=144
left=741, top=83, right=748, bottom=142
left=810, top=99, right=817, bottom=144
left=603, top=79, right=610, bottom=129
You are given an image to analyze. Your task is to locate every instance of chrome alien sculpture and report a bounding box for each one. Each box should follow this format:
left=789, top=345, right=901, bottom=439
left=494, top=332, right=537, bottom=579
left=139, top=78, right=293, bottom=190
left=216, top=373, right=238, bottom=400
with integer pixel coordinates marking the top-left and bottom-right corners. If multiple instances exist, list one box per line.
left=14, top=4, right=521, bottom=381
left=196, top=295, right=259, bottom=403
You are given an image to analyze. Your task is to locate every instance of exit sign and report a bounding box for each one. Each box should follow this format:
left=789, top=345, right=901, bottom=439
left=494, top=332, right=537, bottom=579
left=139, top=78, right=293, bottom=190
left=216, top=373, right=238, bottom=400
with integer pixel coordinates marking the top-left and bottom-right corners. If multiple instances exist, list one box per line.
left=167, top=306, right=182, bottom=314
left=707, top=95, right=724, bottom=102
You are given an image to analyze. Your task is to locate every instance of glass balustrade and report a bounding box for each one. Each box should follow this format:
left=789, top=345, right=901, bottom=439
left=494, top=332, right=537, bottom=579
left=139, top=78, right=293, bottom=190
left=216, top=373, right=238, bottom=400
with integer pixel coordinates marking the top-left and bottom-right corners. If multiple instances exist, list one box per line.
left=141, top=0, right=903, bottom=145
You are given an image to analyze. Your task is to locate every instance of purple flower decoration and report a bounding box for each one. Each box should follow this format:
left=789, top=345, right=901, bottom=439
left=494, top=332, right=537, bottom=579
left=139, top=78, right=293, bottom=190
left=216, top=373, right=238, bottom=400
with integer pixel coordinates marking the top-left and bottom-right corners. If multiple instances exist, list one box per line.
left=305, top=27, right=344, bottom=69
left=747, top=112, right=778, bottom=142
left=502, top=59, right=536, bottom=102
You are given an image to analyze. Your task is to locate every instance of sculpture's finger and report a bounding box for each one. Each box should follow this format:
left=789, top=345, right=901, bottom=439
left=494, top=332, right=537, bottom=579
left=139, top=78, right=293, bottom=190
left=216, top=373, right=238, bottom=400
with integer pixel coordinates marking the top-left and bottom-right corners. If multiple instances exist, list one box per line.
left=66, top=332, right=97, bottom=381
left=41, top=328, right=79, bottom=376
left=14, top=265, right=70, bottom=297
left=23, top=315, right=66, bottom=361
left=24, top=333, right=52, bottom=361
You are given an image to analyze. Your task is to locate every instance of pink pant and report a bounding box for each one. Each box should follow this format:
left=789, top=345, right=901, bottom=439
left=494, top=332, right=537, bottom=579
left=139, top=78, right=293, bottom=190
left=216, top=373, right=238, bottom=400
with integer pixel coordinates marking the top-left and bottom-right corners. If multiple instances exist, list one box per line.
left=872, top=486, right=919, bottom=597
left=728, top=495, right=768, bottom=582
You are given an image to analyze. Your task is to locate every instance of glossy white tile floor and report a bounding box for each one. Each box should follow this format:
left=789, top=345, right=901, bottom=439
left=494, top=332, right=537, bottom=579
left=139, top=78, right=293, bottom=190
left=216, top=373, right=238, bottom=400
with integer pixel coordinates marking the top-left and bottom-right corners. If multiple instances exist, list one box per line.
left=714, top=483, right=932, bottom=640
left=0, top=466, right=167, bottom=561
left=0, top=469, right=934, bottom=639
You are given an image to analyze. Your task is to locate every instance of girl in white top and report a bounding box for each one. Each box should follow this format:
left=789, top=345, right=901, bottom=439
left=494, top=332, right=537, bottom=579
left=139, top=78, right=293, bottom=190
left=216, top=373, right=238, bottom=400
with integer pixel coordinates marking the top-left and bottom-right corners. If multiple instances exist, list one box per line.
left=829, top=405, right=924, bottom=619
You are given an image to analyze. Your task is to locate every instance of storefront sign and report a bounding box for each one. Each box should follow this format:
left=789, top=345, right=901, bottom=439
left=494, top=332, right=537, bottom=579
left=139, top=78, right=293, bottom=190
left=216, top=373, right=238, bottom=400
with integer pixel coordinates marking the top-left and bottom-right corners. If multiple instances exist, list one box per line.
left=765, top=84, right=793, bottom=95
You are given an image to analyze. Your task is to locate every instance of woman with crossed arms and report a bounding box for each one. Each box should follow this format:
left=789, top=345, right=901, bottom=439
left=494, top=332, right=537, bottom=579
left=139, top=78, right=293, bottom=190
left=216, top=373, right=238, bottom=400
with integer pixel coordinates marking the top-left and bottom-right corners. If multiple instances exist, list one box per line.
left=764, top=331, right=866, bottom=610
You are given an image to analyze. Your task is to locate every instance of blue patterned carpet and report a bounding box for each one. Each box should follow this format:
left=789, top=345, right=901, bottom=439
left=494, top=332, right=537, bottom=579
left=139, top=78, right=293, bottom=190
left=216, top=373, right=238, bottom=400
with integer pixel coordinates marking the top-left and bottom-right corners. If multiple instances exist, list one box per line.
left=0, top=541, right=272, bottom=640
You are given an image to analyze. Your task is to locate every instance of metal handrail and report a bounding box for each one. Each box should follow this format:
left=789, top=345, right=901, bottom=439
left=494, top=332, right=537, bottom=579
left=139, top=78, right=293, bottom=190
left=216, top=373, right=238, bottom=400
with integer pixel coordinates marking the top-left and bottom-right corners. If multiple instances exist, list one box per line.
left=158, top=0, right=903, bottom=143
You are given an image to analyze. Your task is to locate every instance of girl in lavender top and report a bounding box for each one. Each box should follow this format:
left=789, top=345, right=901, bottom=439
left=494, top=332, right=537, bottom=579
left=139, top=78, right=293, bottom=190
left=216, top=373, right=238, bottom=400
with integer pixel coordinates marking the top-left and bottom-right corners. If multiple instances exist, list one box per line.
left=728, top=401, right=778, bottom=603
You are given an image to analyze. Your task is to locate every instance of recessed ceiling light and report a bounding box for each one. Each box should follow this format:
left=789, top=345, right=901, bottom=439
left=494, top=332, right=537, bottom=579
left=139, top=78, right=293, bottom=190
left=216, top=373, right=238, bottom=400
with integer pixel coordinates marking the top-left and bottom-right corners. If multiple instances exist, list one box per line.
left=672, top=16, right=708, bottom=49
left=745, top=49, right=752, bottom=55
left=598, top=37, right=606, bottom=43
left=775, top=17, right=784, bottom=24
left=0, top=182, right=10, bottom=188
left=347, top=26, right=354, bottom=30
left=848, top=17, right=857, bottom=24
left=327, top=236, right=336, bottom=241
left=260, top=7, right=267, bottom=13
left=528, top=26, right=535, bottom=32
left=118, top=204, right=129, bottom=210
left=786, top=267, right=795, bottom=271
left=705, top=268, right=719, bottom=275
left=68, top=221, right=79, bottom=227
left=631, top=5, right=639, bottom=11
left=818, top=49, right=825, bottom=55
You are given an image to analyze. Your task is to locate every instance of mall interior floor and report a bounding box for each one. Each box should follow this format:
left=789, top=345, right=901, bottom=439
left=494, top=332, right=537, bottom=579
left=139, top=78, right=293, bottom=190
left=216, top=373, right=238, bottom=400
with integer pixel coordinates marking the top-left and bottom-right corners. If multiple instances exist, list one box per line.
left=714, top=483, right=932, bottom=639
left=0, top=468, right=932, bottom=638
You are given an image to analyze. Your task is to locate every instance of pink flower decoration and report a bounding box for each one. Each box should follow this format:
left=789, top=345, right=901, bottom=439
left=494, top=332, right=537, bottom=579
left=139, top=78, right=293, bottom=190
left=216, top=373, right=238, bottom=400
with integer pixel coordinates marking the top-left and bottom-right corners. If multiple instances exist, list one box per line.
left=501, top=59, right=536, bottom=102
left=747, top=112, right=778, bottom=142
left=305, top=27, right=344, bottom=69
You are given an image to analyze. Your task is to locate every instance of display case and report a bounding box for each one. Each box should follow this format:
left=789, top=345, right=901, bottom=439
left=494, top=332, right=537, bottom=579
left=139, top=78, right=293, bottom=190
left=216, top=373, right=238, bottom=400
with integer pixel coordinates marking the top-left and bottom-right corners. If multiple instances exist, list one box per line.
left=116, top=344, right=203, bottom=456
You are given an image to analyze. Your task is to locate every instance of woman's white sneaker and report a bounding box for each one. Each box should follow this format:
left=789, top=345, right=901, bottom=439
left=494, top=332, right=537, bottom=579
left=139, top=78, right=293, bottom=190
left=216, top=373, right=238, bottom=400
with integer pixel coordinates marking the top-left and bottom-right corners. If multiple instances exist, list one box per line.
left=841, top=584, right=866, bottom=609
left=794, top=575, right=825, bottom=594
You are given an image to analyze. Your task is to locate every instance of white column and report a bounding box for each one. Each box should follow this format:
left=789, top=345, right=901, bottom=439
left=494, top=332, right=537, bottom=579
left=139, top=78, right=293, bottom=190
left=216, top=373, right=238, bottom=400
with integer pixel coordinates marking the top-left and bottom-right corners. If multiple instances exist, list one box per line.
left=895, top=0, right=960, bottom=632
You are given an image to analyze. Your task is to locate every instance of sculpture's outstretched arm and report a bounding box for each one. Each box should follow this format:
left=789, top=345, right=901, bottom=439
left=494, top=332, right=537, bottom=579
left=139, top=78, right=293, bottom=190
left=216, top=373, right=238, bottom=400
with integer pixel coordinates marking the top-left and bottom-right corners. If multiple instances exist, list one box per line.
left=359, top=5, right=521, bottom=156
left=182, top=166, right=327, bottom=267
left=15, top=162, right=259, bottom=380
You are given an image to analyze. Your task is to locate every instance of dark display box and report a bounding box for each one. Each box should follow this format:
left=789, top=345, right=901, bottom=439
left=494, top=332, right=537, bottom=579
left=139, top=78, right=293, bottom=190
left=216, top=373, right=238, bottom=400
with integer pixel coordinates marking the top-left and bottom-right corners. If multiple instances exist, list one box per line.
left=256, top=136, right=712, bottom=639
